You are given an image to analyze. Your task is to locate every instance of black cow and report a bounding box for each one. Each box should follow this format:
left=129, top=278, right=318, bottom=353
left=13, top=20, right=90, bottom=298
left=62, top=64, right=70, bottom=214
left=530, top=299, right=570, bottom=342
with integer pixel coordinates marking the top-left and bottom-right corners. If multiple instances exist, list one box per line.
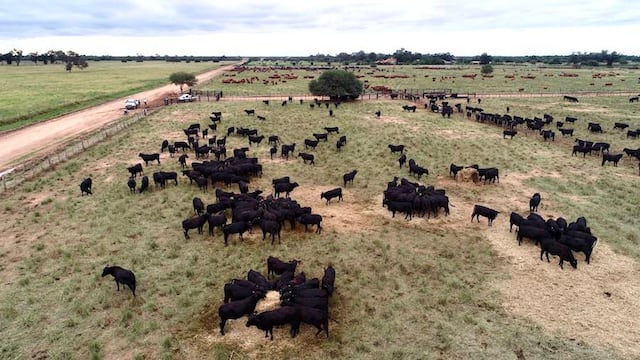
left=471, top=205, right=499, bottom=226
left=560, top=128, right=574, bottom=137
left=193, top=197, right=205, bottom=215
left=529, top=193, right=541, bottom=212
left=539, top=238, right=577, bottom=270
left=304, top=139, right=319, bottom=150
left=207, top=212, right=227, bottom=236
left=449, top=163, right=464, bottom=179
left=244, top=109, right=255, bottom=116
left=174, top=141, right=191, bottom=152
left=182, top=213, right=210, bottom=239
left=127, top=163, right=143, bottom=178
left=101, top=266, right=136, bottom=296
left=591, top=142, right=610, bottom=154
left=80, top=177, right=92, bottom=196
left=614, top=122, right=629, bottom=130
left=402, top=105, right=417, bottom=112
left=138, top=176, right=149, bottom=193
left=268, top=135, right=280, bottom=145
left=375, top=110, right=381, bottom=118
left=248, top=135, right=265, bottom=146
left=516, top=225, right=552, bottom=246
left=588, top=123, right=603, bottom=133
left=321, top=188, right=343, bottom=204
left=627, top=130, right=638, bottom=139
left=343, top=170, right=357, bottom=187
left=563, top=95, right=579, bottom=103
left=478, top=168, right=499, bottom=184
left=572, top=145, right=591, bottom=157
left=509, top=212, right=525, bottom=232
left=178, top=154, right=189, bottom=169
left=629, top=96, right=639, bottom=103
left=540, top=130, right=555, bottom=141
left=138, top=153, right=160, bottom=165
left=383, top=199, right=413, bottom=220
left=223, top=221, right=252, bottom=245
left=267, top=256, right=300, bottom=278
left=257, top=115, right=266, bottom=121
left=503, top=130, right=517, bottom=139
left=260, top=220, right=282, bottom=245
left=321, top=266, right=335, bottom=296
left=245, top=307, right=301, bottom=340
left=313, top=133, right=328, bottom=142
left=224, top=283, right=265, bottom=304
left=559, top=234, right=597, bottom=264
left=297, top=213, right=323, bottom=233
left=298, top=153, right=315, bottom=165
left=219, top=292, right=263, bottom=335
left=565, top=116, right=578, bottom=123
left=295, top=306, right=329, bottom=338
left=127, top=177, right=136, bottom=193
left=398, top=154, right=407, bottom=168
left=161, top=139, right=169, bottom=152
left=274, top=182, right=299, bottom=198
left=388, top=144, right=405, bottom=154
left=281, top=143, right=296, bottom=159
left=602, top=153, right=623, bottom=166
left=324, top=127, right=339, bottom=134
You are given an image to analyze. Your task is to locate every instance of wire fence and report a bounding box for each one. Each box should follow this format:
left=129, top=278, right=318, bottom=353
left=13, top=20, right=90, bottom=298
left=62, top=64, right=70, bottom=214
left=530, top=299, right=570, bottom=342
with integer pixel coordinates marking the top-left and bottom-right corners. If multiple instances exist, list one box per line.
left=0, top=112, right=149, bottom=194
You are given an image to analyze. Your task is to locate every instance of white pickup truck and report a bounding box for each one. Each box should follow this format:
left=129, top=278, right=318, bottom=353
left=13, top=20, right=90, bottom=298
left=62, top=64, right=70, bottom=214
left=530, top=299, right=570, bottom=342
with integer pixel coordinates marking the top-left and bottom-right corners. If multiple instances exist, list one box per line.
left=124, top=99, right=138, bottom=110
left=178, top=94, right=196, bottom=102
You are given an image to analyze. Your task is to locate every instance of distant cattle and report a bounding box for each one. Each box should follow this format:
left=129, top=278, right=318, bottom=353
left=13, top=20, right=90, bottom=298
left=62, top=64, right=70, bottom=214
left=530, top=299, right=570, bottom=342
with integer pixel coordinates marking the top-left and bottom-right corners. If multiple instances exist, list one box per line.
left=630, top=96, right=639, bottom=103
left=244, top=109, right=255, bottom=116
left=563, top=95, right=579, bottom=103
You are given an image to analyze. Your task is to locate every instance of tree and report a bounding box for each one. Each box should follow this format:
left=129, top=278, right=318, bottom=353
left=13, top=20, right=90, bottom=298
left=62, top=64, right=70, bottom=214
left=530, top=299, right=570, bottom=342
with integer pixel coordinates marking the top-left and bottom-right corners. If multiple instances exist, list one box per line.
left=478, top=53, right=492, bottom=65
left=64, top=51, right=88, bottom=72
left=169, top=72, right=198, bottom=93
left=481, top=64, right=494, bottom=75
left=308, top=69, right=363, bottom=101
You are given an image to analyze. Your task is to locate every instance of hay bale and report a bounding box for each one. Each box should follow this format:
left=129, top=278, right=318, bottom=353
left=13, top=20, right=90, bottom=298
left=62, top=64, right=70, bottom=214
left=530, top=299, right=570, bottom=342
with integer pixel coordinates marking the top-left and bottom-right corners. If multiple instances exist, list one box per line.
left=458, top=168, right=479, bottom=183
left=254, top=291, right=281, bottom=313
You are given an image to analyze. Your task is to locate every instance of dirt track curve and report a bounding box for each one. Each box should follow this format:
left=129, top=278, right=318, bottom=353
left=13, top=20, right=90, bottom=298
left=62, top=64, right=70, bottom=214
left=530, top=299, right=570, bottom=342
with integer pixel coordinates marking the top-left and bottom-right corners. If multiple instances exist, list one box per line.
left=0, top=62, right=241, bottom=173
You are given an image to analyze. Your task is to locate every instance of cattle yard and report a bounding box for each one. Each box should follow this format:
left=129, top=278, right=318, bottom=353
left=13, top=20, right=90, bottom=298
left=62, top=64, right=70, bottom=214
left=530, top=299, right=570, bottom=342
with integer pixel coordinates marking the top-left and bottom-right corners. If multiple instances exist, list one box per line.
left=0, top=64, right=640, bottom=359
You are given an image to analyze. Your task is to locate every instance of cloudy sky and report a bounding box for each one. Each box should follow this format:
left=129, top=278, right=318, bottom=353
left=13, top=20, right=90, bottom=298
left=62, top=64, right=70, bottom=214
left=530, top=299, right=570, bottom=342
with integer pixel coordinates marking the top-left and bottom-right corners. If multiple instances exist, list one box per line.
left=1, top=0, right=638, bottom=57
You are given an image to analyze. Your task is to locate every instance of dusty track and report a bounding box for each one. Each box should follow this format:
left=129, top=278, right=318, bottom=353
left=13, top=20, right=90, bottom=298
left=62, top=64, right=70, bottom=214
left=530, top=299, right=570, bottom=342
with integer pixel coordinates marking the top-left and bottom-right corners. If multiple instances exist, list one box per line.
left=0, top=62, right=240, bottom=172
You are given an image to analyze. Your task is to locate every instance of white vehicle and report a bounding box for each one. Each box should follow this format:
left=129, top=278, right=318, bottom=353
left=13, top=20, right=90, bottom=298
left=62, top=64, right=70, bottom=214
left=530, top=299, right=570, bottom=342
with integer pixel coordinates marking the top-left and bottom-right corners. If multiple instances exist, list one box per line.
left=178, top=94, right=195, bottom=102
left=124, top=99, right=138, bottom=110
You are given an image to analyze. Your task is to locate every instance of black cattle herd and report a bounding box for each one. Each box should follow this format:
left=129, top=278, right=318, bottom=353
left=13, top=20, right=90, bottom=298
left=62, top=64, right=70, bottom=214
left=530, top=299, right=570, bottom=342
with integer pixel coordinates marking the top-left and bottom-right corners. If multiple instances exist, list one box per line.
left=87, top=94, right=637, bottom=341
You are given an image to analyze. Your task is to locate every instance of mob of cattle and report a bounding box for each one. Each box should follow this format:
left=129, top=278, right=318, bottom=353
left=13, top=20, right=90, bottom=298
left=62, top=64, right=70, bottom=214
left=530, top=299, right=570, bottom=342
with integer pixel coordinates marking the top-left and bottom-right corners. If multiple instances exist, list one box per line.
left=218, top=257, right=335, bottom=340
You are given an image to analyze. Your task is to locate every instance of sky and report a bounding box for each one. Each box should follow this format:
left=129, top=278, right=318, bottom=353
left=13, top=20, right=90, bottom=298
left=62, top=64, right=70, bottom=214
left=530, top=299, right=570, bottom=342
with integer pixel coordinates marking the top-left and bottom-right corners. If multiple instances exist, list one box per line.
left=1, top=0, right=639, bottom=57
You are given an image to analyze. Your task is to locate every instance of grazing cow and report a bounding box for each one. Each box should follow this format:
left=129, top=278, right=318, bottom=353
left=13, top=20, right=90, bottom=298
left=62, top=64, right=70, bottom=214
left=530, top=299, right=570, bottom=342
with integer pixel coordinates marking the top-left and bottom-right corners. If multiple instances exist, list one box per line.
left=174, top=141, right=191, bottom=152
left=449, top=163, right=464, bottom=179
left=219, top=292, right=263, bottom=335
left=224, top=283, right=265, bottom=304
left=321, top=266, right=335, bottom=296
left=471, top=205, right=499, bottom=226
left=257, top=115, right=266, bottom=121
left=182, top=213, right=210, bottom=239
left=127, top=163, right=143, bottom=178
left=509, top=212, right=525, bottom=232
left=529, top=193, right=541, bottom=212
left=298, top=152, right=315, bottom=165
left=614, top=122, right=629, bottom=130
left=297, top=213, right=323, bottom=233
left=138, top=153, right=160, bottom=166
left=222, top=221, right=253, bottom=245
left=343, top=170, right=357, bottom=187
left=259, top=219, right=282, bottom=245
left=560, top=128, right=574, bottom=137
left=516, top=225, right=552, bottom=246
left=572, top=145, right=591, bottom=157
left=207, top=212, right=227, bottom=236
left=80, top=177, right=92, bottom=196
left=248, top=135, right=265, bottom=146
left=281, top=143, right=296, bottom=159
left=313, top=133, right=329, bottom=142
left=602, top=153, right=623, bottom=167
left=629, top=96, right=639, bottom=103
left=304, top=139, right=319, bottom=150
left=388, top=144, right=405, bottom=154
left=478, top=168, right=499, bottom=183
left=295, top=305, right=329, bottom=338
left=560, top=234, right=597, bottom=264
left=627, top=130, right=638, bottom=139
left=274, top=182, right=299, bottom=198
left=591, top=142, right=610, bottom=154
left=244, top=109, right=255, bottom=116
left=245, top=307, right=301, bottom=340
left=102, top=265, right=136, bottom=296
left=503, top=130, right=517, bottom=139
left=138, top=176, right=149, bottom=193
left=324, top=127, right=339, bottom=134
left=382, top=199, right=413, bottom=220
left=268, top=135, right=280, bottom=145
left=563, top=95, right=579, bottom=103
left=178, top=154, right=189, bottom=169
left=281, top=296, right=328, bottom=311
left=539, top=238, right=577, bottom=270
left=127, top=176, right=136, bottom=193
left=267, top=256, right=300, bottom=278
left=193, top=197, right=205, bottom=215
left=565, top=116, right=578, bottom=123
left=321, top=188, right=343, bottom=204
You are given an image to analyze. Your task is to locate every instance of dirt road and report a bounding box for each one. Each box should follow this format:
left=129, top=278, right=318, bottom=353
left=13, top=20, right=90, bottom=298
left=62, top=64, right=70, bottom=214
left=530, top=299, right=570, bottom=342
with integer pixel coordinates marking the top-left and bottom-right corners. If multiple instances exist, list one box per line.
left=0, top=62, right=240, bottom=172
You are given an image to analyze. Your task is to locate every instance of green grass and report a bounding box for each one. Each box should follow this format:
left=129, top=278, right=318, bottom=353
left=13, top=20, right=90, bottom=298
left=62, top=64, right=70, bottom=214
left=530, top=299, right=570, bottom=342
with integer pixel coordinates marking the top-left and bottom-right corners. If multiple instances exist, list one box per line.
left=0, top=92, right=639, bottom=358
left=0, top=61, right=230, bottom=131
left=201, top=62, right=640, bottom=97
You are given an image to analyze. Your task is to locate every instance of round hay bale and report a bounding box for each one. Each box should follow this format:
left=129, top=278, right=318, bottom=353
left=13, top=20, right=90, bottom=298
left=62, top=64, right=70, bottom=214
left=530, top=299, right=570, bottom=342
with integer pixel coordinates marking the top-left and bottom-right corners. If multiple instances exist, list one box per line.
left=458, top=168, right=479, bottom=183
left=254, top=290, right=281, bottom=313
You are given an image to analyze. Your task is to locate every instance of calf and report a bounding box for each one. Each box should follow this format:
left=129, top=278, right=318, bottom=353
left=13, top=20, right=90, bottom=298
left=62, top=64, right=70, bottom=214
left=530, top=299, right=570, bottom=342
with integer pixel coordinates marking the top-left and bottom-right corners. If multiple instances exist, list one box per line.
left=138, top=176, right=149, bottom=193
left=602, top=153, right=623, bottom=167
left=138, top=153, right=160, bottom=165
left=267, top=256, right=300, bottom=278
left=182, top=213, right=210, bottom=239
left=101, top=265, right=136, bottom=296
left=529, top=193, right=541, bottom=212
left=245, top=307, right=301, bottom=340
left=297, top=213, right=323, bottom=233
left=178, top=154, right=189, bottom=169
left=471, top=205, right=499, bottom=226
left=388, top=144, right=405, bottom=154
left=219, top=292, right=263, bottom=335
left=321, top=188, right=343, bottom=204
left=298, top=152, right=315, bottom=165
left=343, top=170, right=357, bottom=187
left=321, top=266, right=335, bottom=296
left=503, top=130, right=517, bottom=139
left=223, top=221, right=252, bottom=245
left=127, top=163, right=143, bottom=178
left=539, top=238, right=577, bottom=270
left=80, top=177, right=92, bottom=196
left=449, top=163, right=464, bottom=179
